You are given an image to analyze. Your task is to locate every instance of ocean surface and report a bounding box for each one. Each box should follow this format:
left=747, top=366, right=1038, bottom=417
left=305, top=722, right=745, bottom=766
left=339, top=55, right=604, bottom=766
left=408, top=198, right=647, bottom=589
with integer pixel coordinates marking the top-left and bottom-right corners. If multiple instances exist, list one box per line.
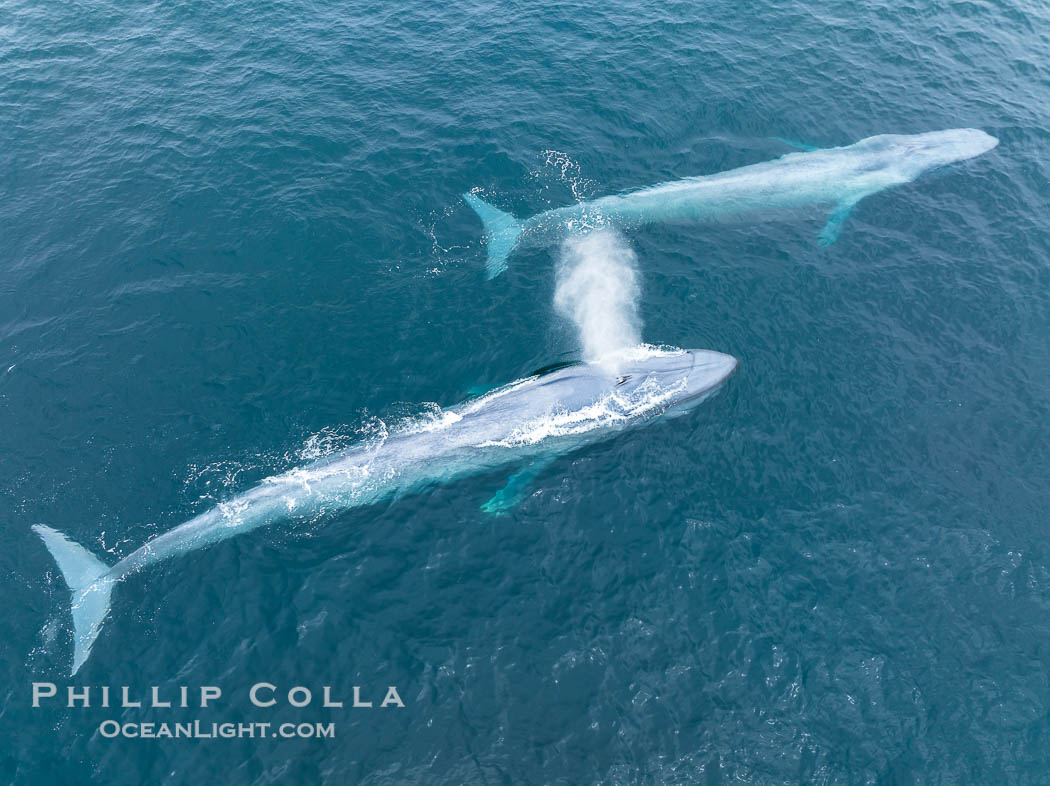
left=3, top=0, right=1050, bottom=783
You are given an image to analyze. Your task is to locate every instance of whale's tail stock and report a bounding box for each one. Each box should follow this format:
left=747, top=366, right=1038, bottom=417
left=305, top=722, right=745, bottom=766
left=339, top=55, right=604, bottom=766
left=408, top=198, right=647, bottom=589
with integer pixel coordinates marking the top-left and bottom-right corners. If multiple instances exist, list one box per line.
left=463, top=192, right=523, bottom=279
left=33, top=524, right=115, bottom=675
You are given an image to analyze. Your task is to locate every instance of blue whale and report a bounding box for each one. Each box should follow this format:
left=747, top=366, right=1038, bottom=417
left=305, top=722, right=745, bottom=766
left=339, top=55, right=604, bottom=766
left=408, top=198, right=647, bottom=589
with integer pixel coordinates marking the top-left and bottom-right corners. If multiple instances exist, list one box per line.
left=34, top=346, right=737, bottom=674
left=465, top=129, right=998, bottom=277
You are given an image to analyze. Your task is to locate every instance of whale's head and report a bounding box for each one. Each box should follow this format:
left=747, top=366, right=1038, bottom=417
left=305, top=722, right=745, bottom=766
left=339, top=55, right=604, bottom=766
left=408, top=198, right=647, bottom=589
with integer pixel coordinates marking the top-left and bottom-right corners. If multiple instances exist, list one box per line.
left=859, top=129, right=998, bottom=179
left=601, top=347, right=738, bottom=415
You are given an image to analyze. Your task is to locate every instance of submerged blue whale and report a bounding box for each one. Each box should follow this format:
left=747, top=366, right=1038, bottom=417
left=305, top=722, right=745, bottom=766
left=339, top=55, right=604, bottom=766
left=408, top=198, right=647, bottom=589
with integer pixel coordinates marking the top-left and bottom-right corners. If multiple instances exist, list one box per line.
left=465, top=129, right=998, bottom=277
left=35, top=346, right=737, bottom=674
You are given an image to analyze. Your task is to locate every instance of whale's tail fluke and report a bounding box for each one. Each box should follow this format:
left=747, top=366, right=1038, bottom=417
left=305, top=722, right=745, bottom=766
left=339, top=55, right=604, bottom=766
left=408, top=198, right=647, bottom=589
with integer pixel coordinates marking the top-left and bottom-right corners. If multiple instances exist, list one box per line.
left=463, top=193, right=523, bottom=279
left=33, top=524, right=115, bottom=675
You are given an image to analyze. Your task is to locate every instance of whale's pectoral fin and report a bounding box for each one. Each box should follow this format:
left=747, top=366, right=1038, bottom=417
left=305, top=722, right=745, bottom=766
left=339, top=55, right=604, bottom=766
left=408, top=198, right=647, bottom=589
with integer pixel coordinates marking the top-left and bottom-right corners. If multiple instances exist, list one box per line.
left=481, top=458, right=554, bottom=515
left=818, top=199, right=860, bottom=247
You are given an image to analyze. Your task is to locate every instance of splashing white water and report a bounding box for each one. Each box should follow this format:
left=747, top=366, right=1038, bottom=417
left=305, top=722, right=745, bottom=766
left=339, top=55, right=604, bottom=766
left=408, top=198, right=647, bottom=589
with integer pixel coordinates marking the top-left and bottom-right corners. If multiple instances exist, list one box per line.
left=554, top=228, right=641, bottom=366
left=537, top=149, right=595, bottom=201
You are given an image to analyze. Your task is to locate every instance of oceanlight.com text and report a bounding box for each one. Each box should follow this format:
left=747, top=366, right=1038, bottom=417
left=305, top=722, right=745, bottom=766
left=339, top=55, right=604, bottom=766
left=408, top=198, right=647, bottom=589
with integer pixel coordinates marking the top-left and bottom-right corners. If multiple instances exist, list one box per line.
left=97, top=720, right=336, bottom=740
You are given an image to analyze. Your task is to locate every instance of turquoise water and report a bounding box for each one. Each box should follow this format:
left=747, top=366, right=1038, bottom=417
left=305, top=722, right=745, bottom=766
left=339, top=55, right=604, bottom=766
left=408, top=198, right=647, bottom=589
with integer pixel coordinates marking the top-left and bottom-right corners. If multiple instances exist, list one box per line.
left=3, top=0, right=1050, bottom=782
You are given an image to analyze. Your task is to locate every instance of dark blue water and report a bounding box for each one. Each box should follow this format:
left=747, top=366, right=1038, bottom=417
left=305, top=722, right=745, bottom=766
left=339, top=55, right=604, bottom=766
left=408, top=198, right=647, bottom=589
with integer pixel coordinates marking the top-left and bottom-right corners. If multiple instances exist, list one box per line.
left=3, top=0, right=1050, bottom=782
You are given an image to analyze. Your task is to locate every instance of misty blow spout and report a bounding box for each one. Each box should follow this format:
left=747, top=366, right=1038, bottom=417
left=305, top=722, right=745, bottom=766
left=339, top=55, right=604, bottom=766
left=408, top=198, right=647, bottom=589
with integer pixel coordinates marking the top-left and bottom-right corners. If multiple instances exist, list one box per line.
left=554, top=228, right=641, bottom=365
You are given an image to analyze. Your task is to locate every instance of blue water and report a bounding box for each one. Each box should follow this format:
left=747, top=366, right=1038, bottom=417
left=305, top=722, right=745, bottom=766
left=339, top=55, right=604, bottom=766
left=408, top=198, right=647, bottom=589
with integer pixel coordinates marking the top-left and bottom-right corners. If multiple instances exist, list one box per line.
left=3, top=0, right=1050, bottom=782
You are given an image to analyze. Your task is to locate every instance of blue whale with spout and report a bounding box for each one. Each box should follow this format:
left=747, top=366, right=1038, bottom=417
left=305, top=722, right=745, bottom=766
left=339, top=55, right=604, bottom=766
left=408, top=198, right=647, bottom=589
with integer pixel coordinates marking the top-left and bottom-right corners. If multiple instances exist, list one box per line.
left=465, top=128, right=998, bottom=277
left=34, top=346, right=737, bottom=674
